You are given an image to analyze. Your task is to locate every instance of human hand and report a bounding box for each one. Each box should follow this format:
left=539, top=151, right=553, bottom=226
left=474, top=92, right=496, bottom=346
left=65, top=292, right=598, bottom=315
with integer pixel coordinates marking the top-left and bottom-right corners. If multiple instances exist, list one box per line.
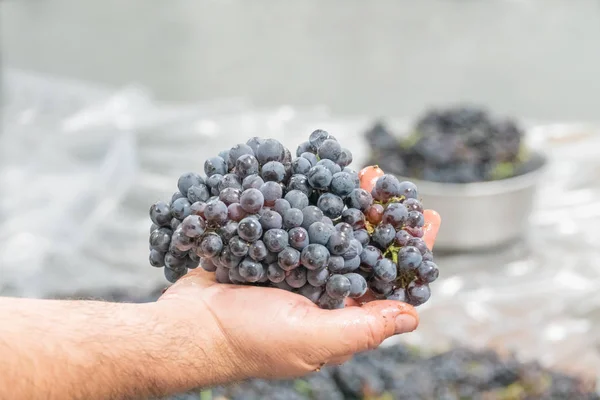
left=156, top=167, right=441, bottom=384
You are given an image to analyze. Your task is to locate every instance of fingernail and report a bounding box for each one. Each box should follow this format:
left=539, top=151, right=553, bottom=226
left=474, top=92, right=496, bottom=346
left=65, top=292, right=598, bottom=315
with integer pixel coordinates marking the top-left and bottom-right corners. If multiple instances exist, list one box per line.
left=395, top=314, right=418, bottom=334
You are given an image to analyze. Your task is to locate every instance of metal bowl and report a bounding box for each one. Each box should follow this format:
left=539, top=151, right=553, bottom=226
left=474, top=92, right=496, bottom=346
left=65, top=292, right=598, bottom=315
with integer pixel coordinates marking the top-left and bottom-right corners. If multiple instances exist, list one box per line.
left=391, top=152, right=548, bottom=252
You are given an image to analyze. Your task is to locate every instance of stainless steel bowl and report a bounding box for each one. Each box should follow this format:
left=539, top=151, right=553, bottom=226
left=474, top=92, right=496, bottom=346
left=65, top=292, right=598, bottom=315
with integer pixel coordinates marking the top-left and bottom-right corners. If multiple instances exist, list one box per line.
left=391, top=152, right=548, bottom=251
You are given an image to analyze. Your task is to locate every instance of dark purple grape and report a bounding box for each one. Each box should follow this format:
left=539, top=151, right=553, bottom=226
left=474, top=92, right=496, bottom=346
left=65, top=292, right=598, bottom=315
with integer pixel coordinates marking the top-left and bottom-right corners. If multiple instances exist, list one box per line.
left=204, top=200, right=228, bottom=226
left=287, top=174, right=313, bottom=196
left=215, top=266, right=231, bottom=283
left=404, top=198, right=424, bottom=213
left=260, top=181, right=283, bottom=206
left=359, top=245, right=381, bottom=270
left=317, top=293, right=345, bottom=309
left=301, top=206, right=324, bottom=230
left=398, top=181, right=418, bottom=200
left=288, top=227, right=310, bottom=250
left=204, top=157, right=227, bottom=177
left=256, top=138, right=285, bottom=165
left=382, top=203, right=408, bottom=229
left=240, top=188, right=264, bottom=214
left=374, top=174, right=402, bottom=202
left=301, top=152, right=318, bottom=166
left=263, top=229, right=289, bottom=253
left=230, top=236, right=250, bottom=257
left=417, top=261, right=439, bottom=283
left=171, top=229, right=194, bottom=252
left=170, top=198, right=192, bottom=220
left=260, top=210, right=283, bottom=230
left=149, top=249, right=165, bottom=268
left=326, top=274, right=351, bottom=299
left=336, top=148, right=353, bottom=167
left=171, top=192, right=185, bottom=204
left=187, top=184, right=211, bottom=204
left=197, top=233, right=223, bottom=258
left=164, top=253, right=187, bottom=272
left=219, top=247, right=243, bottom=269
left=235, top=154, right=259, bottom=179
left=342, top=256, right=361, bottom=272
left=164, top=267, right=187, bottom=283
left=372, top=223, right=395, bottom=249
left=228, top=203, right=247, bottom=222
left=342, top=239, right=363, bottom=261
left=299, top=285, right=323, bottom=303
left=228, top=144, right=255, bottom=168
left=345, top=188, right=373, bottom=211
left=317, top=193, right=345, bottom=219
left=242, top=174, right=264, bottom=190
left=200, top=258, right=218, bottom=272
left=292, top=157, right=312, bottom=175
left=285, top=190, right=309, bottom=210
left=278, top=247, right=301, bottom=271
left=407, top=237, right=429, bottom=255
left=330, top=172, right=355, bottom=197
left=219, top=187, right=241, bottom=206
left=149, top=227, right=172, bottom=252
left=273, top=198, right=291, bottom=216
left=267, top=263, right=286, bottom=283
left=307, top=222, right=334, bottom=246
left=296, top=141, right=312, bottom=157
left=394, top=230, right=412, bottom=247
left=406, top=281, right=431, bottom=306
left=239, top=258, right=264, bottom=283
left=218, top=173, right=243, bottom=192
left=300, top=244, right=330, bottom=270
left=285, top=267, right=308, bottom=288
left=317, top=139, right=342, bottom=161
left=178, top=172, right=204, bottom=196
left=373, top=258, right=397, bottom=283
left=261, top=161, right=286, bottom=182
left=327, top=255, right=345, bottom=273
left=353, top=229, right=370, bottom=247
left=345, top=273, right=368, bottom=298
left=309, top=129, right=332, bottom=151
left=397, top=246, right=423, bottom=271
left=387, top=288, right=407, bottom=302
left=370, top=278, right=394, bottom=298
left=307, top=165, right=333, bottom=190
left=237, top=217, right=263, bottom=242
left=283, top=208, right=304, bottom=229
left=307, top=267, right=330, bottom=287
left=179, top=215, right=205, bottom=238
left=327, top=231, right=352, bottom=255
left=249, top=240, right=268, bottom=261
left=406, top=211, right=425, bottom=228
left=341, top=208, right=366, bottom=230
left=317, top=159, right=341, bottom=175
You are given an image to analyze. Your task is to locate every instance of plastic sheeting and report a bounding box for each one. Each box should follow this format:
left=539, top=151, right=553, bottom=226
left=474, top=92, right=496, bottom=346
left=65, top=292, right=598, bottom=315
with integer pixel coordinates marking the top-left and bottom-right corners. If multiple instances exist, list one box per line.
left=1, top=69, right=599, bottom=379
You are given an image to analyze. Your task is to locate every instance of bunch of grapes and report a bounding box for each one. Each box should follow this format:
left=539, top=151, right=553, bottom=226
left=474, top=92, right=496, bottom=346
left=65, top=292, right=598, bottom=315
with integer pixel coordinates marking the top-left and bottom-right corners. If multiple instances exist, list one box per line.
left=148, top=129, right=439, bottom=309
left=364, top=105, right=529, bottom=184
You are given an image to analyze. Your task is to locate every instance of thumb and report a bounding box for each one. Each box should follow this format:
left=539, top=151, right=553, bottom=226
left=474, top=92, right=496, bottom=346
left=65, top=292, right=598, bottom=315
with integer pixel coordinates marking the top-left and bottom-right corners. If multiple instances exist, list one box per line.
left=307, top=300, right=419, bottom=359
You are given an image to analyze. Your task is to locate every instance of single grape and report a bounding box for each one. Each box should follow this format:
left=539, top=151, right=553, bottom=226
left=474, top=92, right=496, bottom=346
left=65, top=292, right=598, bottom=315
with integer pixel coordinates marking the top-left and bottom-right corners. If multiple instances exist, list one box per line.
left=204, top=200, right=228, bottom=226
left=261, top=161, right=286, bottom=182
left=353, top=229, right=370, bottom=247
left=345, top=188, right=373, bottom=211
left=307, top=221, right=334, bottom=246
left=417, top=261, right=439, bottom=283
left=372, top=223, right=395, bottom=249
left=249, top=240, right=268, bottom=261
left=242, top=174, right=264, bottom=190
left=404, top=198, right=424, bottom=213
left=228, top=143, right=255, bottom=169
left=150, top=223, right=158, bottom=233
left=197, top=233, right=224, bottom=258
left=397, top=246, right=423, bottom=271
left=322, top=216, right=334, bottom=226
left=335, top=222, right=354, bottom=236
left=239, top=188, right=264, bottom=214
left=200, top=258, right=217, bottom=272
left=149, top=227, right=172, bottom=252
left=344, top=167, right=361, bottom=188
left=387, top=288, right=407, bottom=302
left=307, top=267, right=330, bottom=287
left=278, top=247, right=301, bottom=271
left=273, top=198, right=291, bottom=216
left=171, top=229, right=194, bottom=252
left=327, top=256, right=345, bottom=273
left=317, top=159, right=341, bottom=175
left=370, top=278, right=394, bottom=298
left=291, top=157, right=312, bottom=175
left=206, top=174, right=223, bottom=195
left=237, top=217, right=263, bottom=242
left=406, top=281, right=431, bottom=306
left=301, top=152, right=318, bottom=166
left=300, top=244, right=330, bottom=270
left=288, top=227, right=310, bottom=250
left=267, top=263, right=286, bottom=283
left=235, top=154, right=259, bottom=179
left=219, top=187, right=241, bottom=206
left=317, top=138, right=342, bottom=161
left=406, top=226, right=424, bottom=238
left=382, top=203, right=408, bottom=229
left=260, top=181, right=283, bottom=206
left=327, top=231, right=352, bottom=255
left=283, top=208, right=304, bottom=229
left=150, top=201, right=172, bottom=226
left=341, top=208, right=366, bottom=230
left=394, top=230, right=412, bottom=247
left=299, top=285, right=323, bottom=304
left=227, top=203, right=247, bottom=222
left=178, top=172, right=204, bottom=196
left=336, top=148, right=353, bottom=167
left=239, top=258, right=264, bottom=283
left=164, top=253, right=187, bottom=272
left=398, top=181, right=418, bottom=200
left=309, top=129, right=332, bottom=151
left=373, top=258, right=397, bottom=283
left=204, top=156, right=226, bottom=176
left=263, top=229, right=289, bottom=253
left=345, top=273, right=368, bottom=298
left=168, top=243, right=188, bottom=259
left=256, top=138, right=285, bottom=165
left=307, top=165, right=333, bottom=190
left=285, top=267, right=308, bottom=288
left=215, top=266, right=232, bottom=283
left=422, top=251, right=434, bottom=262
left=219, top=174, right=243, bottom=192
left=317, top=293, right=345, bottom=309
left=230, top=236, right=250, bottom=257
left=170, top=198, right=192, bottom=220
left=187, top=184, right=210, bottom=204
left=359, top=245, right=382, bottom=270
left=190, top=202, right=206, bottom=218
left=260, top=210, right=283, bottom=230
left=219, top=246, right=243, bottom=269
left=287, top=174, right=313, bottom=196
left=185, top=255, right=200, bottom=270
left=264, top=251, right=278, bottom=264
left=179, top=215, right=205, bottom=238
left=301, top=206, right=324, bottom=230
left=149, top=249, right=165, bottom=268
left=343, top=239, right=363, bottom=260
left=285, top=190, right=309, bottom=210
left=405, top=211, right=425, bottom=228
left=317, top=193, right=345, bottom=219
left=217, top=149, right=230, bottom=162
left=365, top=204, right=384, bottom=225
left=326, top=274, right=351, bottom=299
left=296, top=141, right=313, bottom=157
left=164, top=267, right=187, bottom=284
left=330, top=172, right=355, bottom=197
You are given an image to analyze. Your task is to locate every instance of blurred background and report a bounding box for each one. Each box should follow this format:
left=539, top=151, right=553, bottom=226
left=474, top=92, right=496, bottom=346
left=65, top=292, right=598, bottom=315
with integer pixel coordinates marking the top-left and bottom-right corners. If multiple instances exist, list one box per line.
left=2, top=1, right=600, bottom=399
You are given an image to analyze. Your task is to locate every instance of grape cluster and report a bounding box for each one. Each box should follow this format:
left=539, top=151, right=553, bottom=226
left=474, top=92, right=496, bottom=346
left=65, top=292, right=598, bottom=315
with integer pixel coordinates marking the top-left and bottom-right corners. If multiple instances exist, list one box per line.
left=148, top=130, right=438, bottom=308
left=364, top=105, right=529, bottom=184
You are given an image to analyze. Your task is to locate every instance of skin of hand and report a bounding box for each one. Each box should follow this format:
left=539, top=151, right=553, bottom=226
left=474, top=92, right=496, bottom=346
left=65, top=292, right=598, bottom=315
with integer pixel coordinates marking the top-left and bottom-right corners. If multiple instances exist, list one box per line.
left=0, top=167, right=441, bottom=400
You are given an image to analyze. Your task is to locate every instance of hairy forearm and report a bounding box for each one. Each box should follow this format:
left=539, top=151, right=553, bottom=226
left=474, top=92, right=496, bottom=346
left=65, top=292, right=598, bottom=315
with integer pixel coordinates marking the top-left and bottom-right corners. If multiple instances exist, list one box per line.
left=0, top=297, right=235, bottom=400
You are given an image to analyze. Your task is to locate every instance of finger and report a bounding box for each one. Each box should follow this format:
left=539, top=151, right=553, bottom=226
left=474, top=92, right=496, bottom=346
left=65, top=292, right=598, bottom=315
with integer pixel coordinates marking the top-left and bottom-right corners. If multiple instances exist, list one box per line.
left=307, top=300, right=418, bottom=359
left=326, top=355, right=352, bottom=366
left=423, top=209, right=441, bottom=251
left=159, top=267, right=217, bottom=300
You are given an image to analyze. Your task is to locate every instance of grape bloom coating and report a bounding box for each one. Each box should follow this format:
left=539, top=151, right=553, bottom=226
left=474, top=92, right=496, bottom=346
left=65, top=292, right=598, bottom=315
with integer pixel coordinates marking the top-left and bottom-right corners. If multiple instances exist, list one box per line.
left=148, top=131, right=439, bottom=308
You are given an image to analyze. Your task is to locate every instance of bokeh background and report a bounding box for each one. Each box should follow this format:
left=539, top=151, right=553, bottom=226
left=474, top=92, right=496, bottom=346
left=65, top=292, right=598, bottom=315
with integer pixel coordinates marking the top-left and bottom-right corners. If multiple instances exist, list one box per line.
left=2, top=0, right=600, bottom=398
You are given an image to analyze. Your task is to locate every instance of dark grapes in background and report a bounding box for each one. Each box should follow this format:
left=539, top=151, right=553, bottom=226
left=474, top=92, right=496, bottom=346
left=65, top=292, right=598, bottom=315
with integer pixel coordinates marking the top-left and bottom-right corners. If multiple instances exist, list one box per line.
left=363, top=105, right=538, bottom=184
left=147, top=130, right=439, bottom=309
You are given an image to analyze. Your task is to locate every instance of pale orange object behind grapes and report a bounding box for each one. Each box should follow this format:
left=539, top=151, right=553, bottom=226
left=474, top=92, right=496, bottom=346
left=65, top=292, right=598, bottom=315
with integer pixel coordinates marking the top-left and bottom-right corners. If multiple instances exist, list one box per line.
left=358, top=165, right=441, bottom=250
